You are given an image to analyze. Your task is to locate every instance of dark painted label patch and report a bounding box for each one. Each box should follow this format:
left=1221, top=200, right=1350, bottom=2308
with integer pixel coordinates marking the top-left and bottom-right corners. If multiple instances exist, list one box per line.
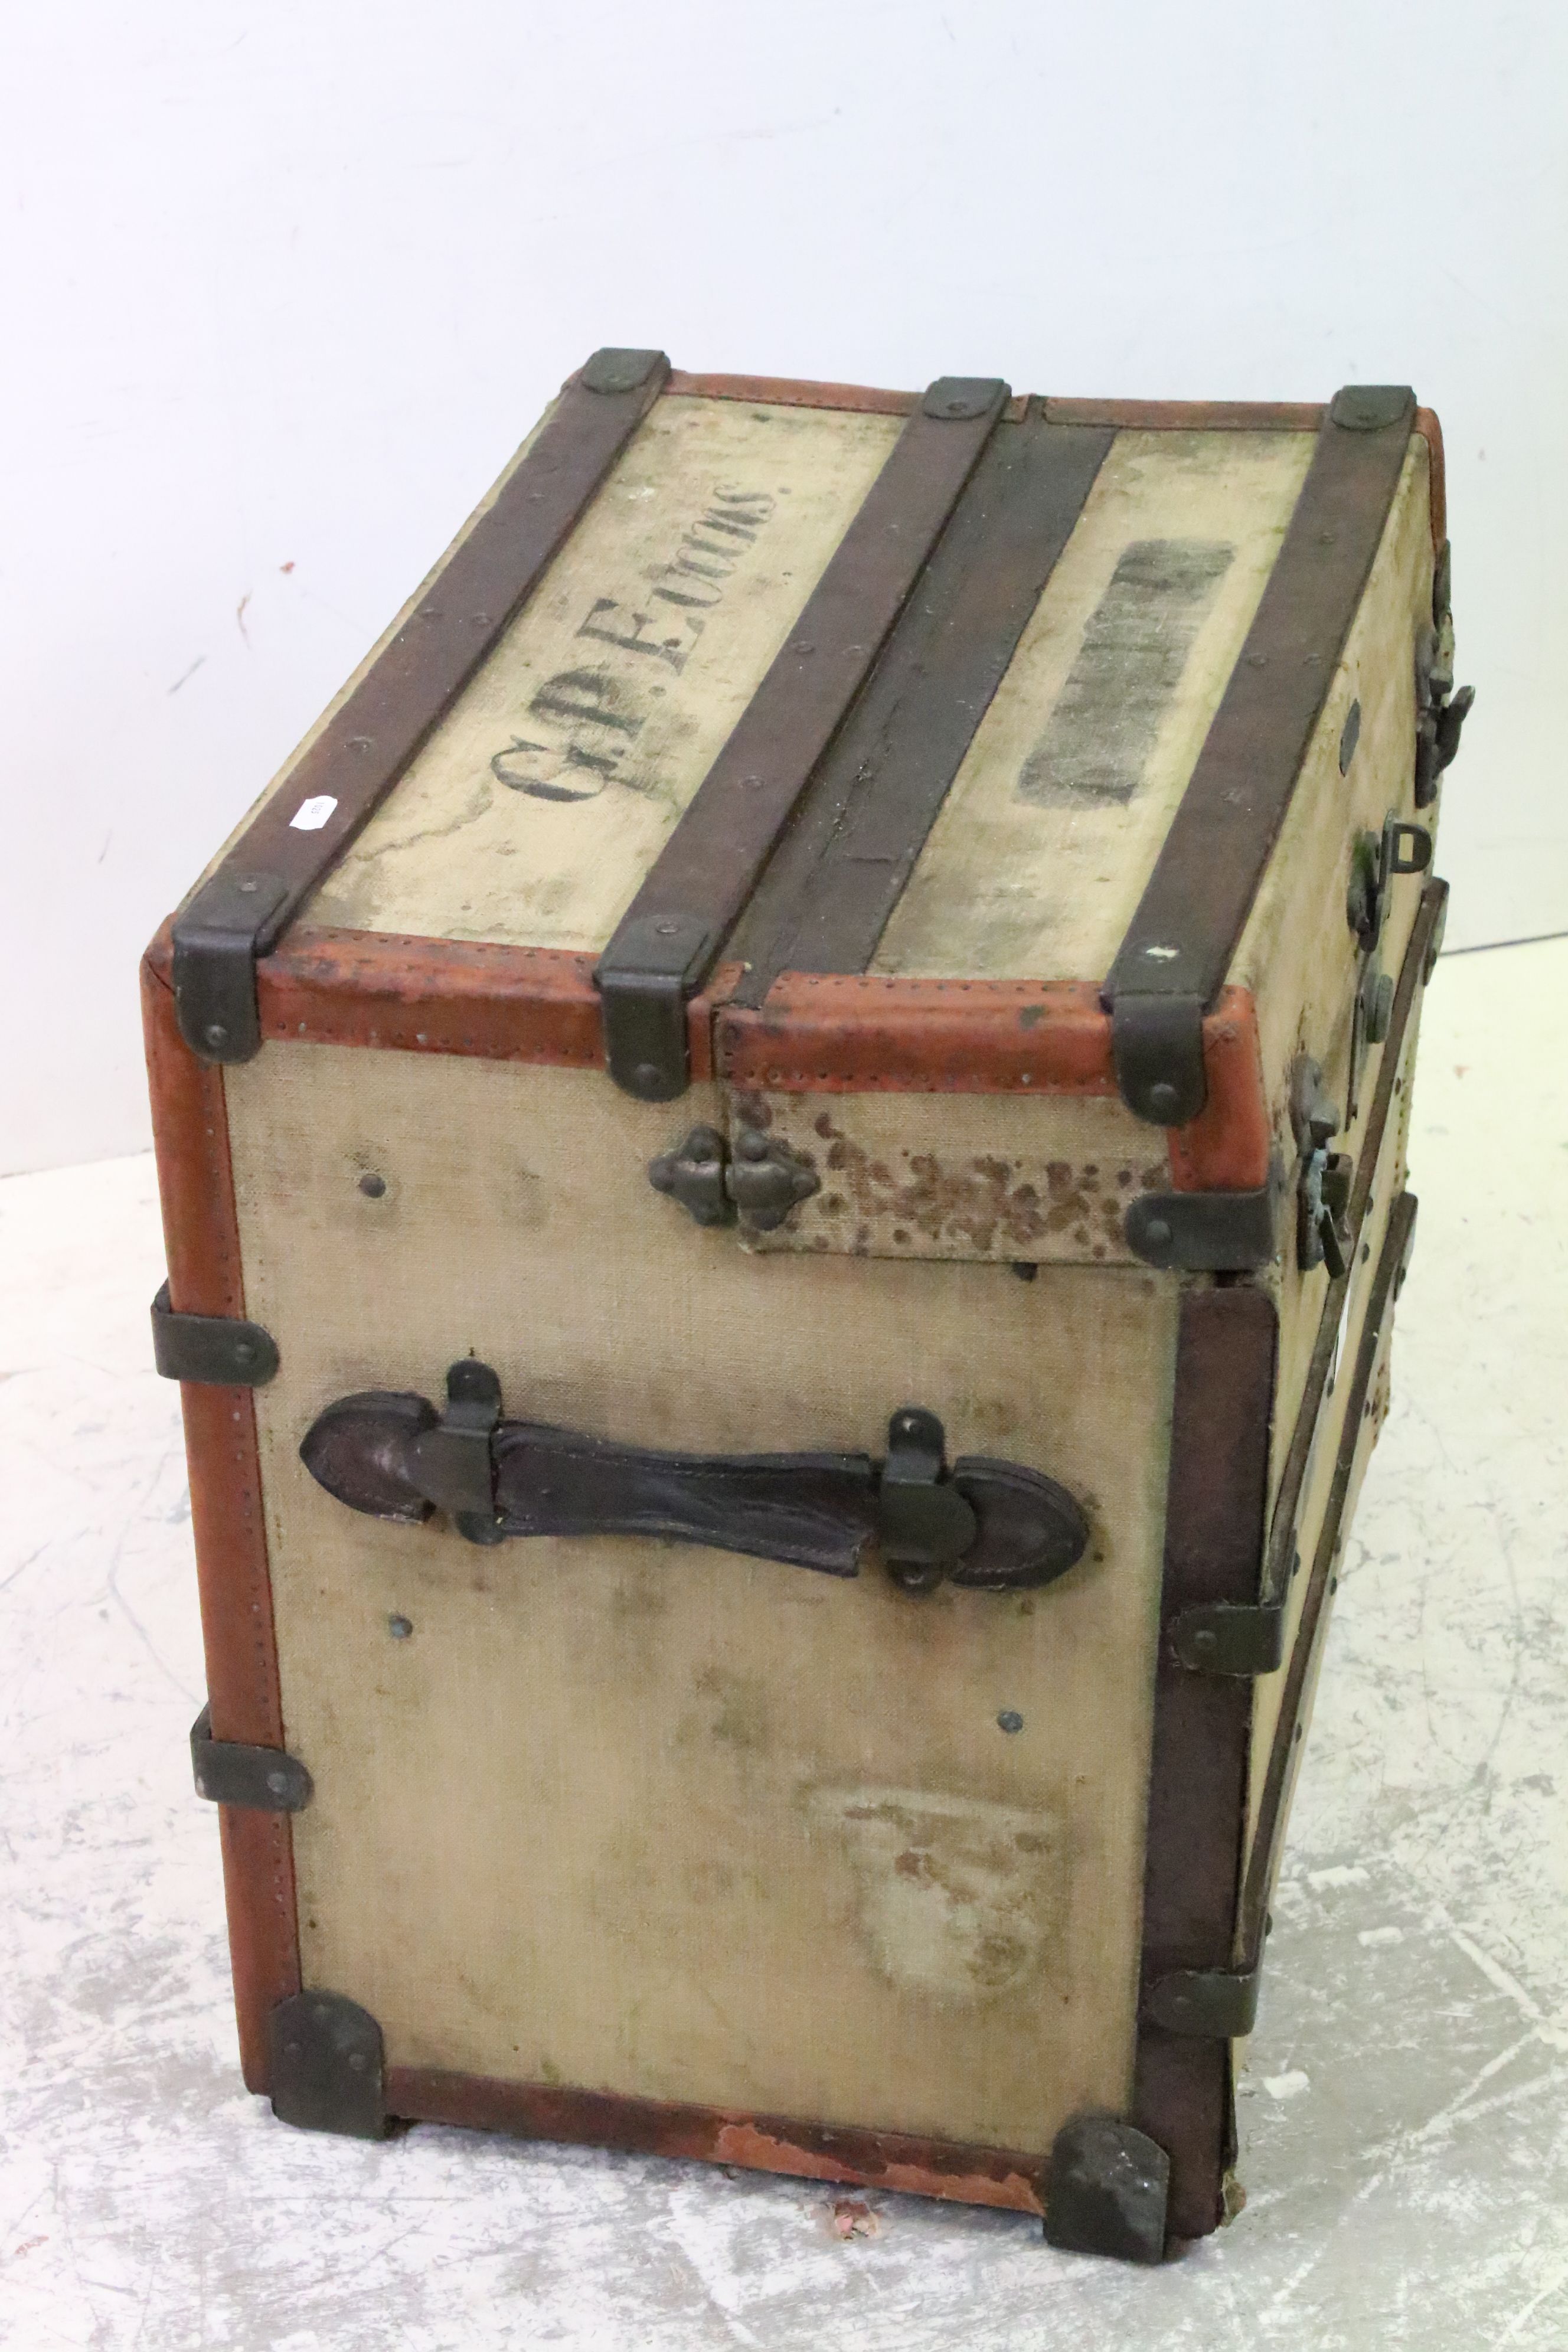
left=1017, top=539, right=1233, bottom=808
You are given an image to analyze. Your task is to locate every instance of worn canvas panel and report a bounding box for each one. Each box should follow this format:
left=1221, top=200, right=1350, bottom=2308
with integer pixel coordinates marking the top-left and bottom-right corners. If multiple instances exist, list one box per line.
left=307, top=396, right=902, bottom=954
left=871, top=430, right=1315, bottom=982
left=222, top=1045, right=1177, bottom=2152
left=727, top=1086, right=1169, bottom=1266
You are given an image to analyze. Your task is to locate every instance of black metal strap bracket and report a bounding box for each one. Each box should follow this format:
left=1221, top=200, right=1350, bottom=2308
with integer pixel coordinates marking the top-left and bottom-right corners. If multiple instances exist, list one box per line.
left=1123, top=1177, right=1278, bottom=1272
left=406, top=1360, right=505, bottom=1545
left=1109, top=993, right=1208, bottom=1129
left=596, top=913, right=718, bottom=1102
left=1141, top=1964, right=1262, bottom=2040
left=269, top=1991, right=387, bottom=2139
left=152, top=1280, right=279, bottom=1386
left=171, top=870, right=290, bottom=1063
left=1169, top=1600, right=1286, bottom=1677
left=190, top=1703, right=312, bottom=1811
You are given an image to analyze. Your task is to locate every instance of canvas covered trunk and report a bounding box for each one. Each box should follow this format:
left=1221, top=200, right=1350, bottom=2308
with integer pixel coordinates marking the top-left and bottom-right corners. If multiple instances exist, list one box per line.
left=143, top=352, right=1469, bottom=2262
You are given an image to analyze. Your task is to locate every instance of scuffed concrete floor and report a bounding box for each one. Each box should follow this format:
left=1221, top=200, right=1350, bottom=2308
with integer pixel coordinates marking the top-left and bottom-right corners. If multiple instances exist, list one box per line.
left=2, top=937, right=1566, bottom=2351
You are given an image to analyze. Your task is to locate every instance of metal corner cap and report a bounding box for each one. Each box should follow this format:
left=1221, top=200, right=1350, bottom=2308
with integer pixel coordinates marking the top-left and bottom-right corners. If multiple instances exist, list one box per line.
left=1329, top=384, right=1416, bottom=432
left=581, top=348, right=668, bottom=396
left=921, top=375, right=1009, bottom=421
left=1044, top=2111, right=1170, bottom=2264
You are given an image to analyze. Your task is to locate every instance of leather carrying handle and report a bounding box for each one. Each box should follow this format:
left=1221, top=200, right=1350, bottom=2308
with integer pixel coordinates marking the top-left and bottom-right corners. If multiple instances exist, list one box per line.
left=299, top=1367, right=1089, bottom=1595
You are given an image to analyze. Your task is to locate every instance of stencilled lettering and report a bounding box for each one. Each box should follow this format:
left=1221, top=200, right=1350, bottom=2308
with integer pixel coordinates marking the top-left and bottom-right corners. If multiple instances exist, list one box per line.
left=492, top=481, right=777, bottom=803
left=576, top=597, right=703, bottom=673
left=1017, top=539, right=1233, bottom=807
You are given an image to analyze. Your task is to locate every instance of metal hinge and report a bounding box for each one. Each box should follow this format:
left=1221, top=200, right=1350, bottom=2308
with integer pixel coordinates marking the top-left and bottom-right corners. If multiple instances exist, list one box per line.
left=190, top=1703, right=312, bottom=1811
left=1141, top=1963, right=1262, bottom=2040
left=648, top=1125, right=821, bottom=1232
left=151, top=1281, right=279, bottom=1386
left=1123, top=1176, right=1278, bottom=1272
left=1169, top=1600, right=1286, bottom=1677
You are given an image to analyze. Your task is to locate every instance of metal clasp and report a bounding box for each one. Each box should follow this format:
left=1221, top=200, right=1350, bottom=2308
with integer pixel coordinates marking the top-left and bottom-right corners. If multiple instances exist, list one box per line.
left=649, top=1125, right=821, bottom=1233
left=1413, top=556, right=1475, bottom=809
left=1291, top=1058, right=1353, bottom=1278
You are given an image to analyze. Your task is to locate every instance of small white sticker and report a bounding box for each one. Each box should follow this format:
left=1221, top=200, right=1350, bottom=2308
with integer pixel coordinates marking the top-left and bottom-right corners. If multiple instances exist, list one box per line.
left=290, top=795, right=337, bottom=832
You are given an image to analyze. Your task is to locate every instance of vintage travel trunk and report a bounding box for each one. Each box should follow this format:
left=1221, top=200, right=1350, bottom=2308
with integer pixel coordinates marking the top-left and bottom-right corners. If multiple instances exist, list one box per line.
left=143, top=352, right=1469, bottom=2260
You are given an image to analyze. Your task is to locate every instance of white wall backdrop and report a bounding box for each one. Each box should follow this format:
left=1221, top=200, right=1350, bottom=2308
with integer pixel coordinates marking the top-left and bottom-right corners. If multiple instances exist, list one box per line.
left=3, top=1, right=1564, bottom=1172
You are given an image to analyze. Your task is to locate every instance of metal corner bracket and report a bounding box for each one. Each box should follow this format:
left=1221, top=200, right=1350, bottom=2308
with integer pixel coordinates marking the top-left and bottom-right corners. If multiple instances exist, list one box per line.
left=152, top=1281, right=279, bottom=1386
left=269, top=1991, right=387, bottom=2139
left=190, top=1702, right=312, bottom=1812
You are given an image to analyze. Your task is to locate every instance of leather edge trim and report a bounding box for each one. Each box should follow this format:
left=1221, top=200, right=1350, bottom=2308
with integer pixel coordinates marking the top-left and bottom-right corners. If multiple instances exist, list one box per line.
left=1131, top=1286, right=1278, bottom=2239
left=1171, top=990, right=1272, bottom=1191
left=141, top=940, right=300, bottom=2088
left=1413, top=406, right=1446, bottom=551
left=717, top=973, right=1268, bottom=1184
left=384, top=2067, right=1047, bottom=2215
left=664, top=370, right=920, bottom=416
left=150, top=922, right=734, bottom=1084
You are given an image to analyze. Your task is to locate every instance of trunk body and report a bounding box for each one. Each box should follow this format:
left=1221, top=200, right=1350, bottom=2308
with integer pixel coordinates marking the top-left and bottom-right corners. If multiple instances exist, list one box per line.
left=145, top=355, right=1461, bottom=2256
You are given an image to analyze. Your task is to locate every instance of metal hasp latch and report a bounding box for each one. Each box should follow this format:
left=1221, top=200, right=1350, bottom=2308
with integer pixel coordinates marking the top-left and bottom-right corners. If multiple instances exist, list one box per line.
left=1345, top=811, right=1433, bottom=1119
left=1291, top=1057, right=1353, bottom=1278
left=300, top=1369, right=1090, bottom=1592
left=190, top=1701, right=312, bottom=1812
left=648, top=1125, right=821, bottom=1231
left=1415, top=540, right=1475, bottom=809
left=1347, top=812, right=1433, bottom=958
left=151, top=1281, right=279, bottom=1386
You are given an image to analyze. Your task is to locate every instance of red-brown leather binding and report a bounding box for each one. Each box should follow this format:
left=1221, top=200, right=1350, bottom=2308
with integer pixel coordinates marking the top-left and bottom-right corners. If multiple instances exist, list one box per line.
left=142, top=940, right=300, bottom=2089
left=386, top=2069, right=1047, bottom=2214
left=144, top=926, right=734, bottom=1085
left=718, top=975, right=1271, bottom=1191
left=665, top=380, right=1445, bottom=547
left=664, top=370, right=919, bottom=416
